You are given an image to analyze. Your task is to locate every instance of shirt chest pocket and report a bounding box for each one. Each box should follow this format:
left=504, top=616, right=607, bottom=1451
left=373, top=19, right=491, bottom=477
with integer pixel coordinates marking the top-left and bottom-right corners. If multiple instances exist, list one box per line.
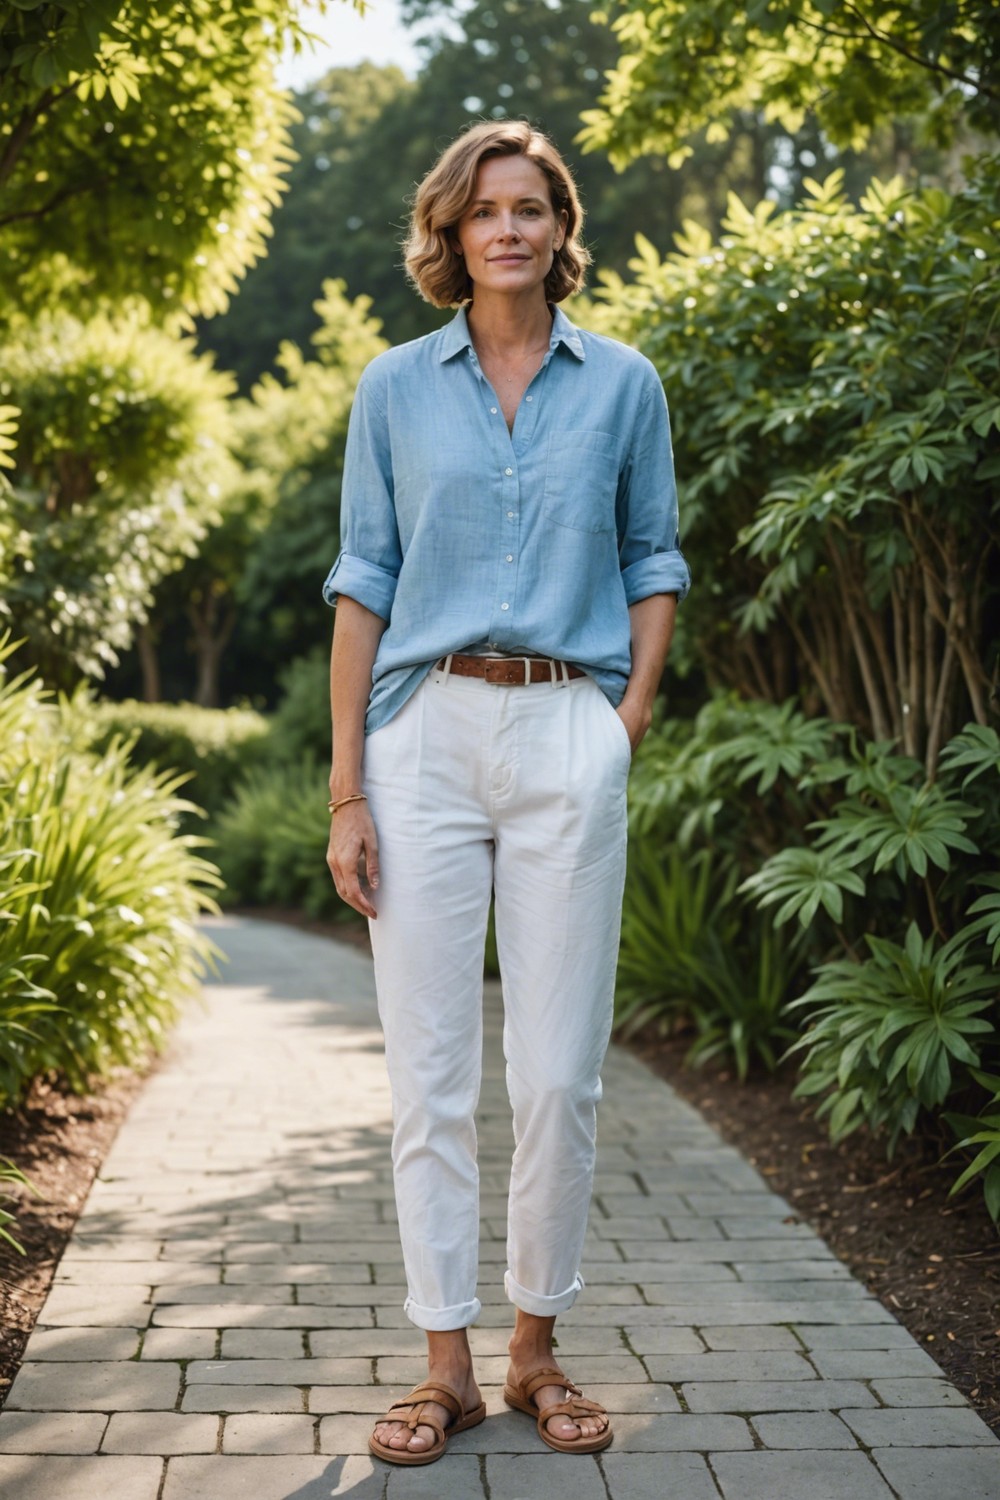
left=543, top=430, right=620, bottom=534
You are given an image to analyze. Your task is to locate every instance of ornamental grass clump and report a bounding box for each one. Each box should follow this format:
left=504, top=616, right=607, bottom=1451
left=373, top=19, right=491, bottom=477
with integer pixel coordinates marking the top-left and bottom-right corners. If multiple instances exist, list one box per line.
left=0, top=639, right=222, bottom=1108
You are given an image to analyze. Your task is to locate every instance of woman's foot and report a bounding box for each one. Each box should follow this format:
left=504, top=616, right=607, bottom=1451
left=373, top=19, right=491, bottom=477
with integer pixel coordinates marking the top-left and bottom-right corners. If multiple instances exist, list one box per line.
left=507, top=1317, right=610, bottom=1446
left=372, top=1331, right=481, bottom=1457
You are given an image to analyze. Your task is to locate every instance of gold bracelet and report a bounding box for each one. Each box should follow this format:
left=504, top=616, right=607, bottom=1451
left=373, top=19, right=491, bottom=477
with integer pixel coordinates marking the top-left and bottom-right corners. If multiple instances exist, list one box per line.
left=327, top=792, right=368, bottom=814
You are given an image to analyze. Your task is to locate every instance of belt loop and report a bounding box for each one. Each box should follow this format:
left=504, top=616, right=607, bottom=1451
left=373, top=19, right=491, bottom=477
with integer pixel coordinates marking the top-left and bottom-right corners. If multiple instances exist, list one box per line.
left=549, top=658, right=557, bottom=686
left=559, top=659, right=570, bottom=687
left=441, top=652, right=453, bottom=682
left=524, top=657, right=531, bottom=686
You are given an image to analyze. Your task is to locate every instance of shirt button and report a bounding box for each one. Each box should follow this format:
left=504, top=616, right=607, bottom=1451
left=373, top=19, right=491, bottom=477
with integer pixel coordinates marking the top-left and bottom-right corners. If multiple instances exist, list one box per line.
left=490, top=407, right=497, bottom=414
left=505, top=554, right=513, bottom=563
left=526, top=395, right=533, bottom=402
left=504, top=466, right=513, bottom=476
left=500, top=602, right=509, bottom=610
left=507, top=511, right=515, bottom=518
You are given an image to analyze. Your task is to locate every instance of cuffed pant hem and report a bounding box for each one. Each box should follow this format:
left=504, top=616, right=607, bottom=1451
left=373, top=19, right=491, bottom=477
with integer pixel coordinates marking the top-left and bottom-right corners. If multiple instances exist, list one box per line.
left=403, top=1294, right=482, bottom=1331
left=504, top=1270, right=584, bottom=1317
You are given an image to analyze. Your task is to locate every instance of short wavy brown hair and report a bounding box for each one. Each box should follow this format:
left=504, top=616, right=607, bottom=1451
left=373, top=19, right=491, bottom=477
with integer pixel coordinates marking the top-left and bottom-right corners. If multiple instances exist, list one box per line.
left=403, top=121, right=590, bottom=308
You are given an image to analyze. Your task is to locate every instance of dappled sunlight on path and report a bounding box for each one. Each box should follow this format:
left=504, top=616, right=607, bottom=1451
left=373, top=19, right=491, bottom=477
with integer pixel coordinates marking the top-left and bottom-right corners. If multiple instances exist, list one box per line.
left=0, top=916, right=997, bottom=1499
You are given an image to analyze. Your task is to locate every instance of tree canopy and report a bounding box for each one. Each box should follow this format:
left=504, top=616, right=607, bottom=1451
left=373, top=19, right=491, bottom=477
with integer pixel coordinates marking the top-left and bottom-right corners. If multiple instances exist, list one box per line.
left=0, top=0, right=320, bottom=318
left=0, top=0, right=354, bottom=689
left=131, top=279, right=387, bottom=706
left=200, top=0, right=862, bottom=389
left=0, top=311, right=235, bottom=682
left=580, top=0, right=1000, bottom=166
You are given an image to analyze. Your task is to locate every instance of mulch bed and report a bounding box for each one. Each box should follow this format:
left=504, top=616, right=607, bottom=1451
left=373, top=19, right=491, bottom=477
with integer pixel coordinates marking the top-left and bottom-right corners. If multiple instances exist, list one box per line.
left=0, top=1063, right=153, bottom=1411
left=1, top=910, right=997, bottom=1439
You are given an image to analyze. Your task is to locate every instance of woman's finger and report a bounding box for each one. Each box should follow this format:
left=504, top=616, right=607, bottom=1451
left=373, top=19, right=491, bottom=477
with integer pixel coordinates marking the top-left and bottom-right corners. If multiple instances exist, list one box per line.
left=364, top=830, right=380, bottom=891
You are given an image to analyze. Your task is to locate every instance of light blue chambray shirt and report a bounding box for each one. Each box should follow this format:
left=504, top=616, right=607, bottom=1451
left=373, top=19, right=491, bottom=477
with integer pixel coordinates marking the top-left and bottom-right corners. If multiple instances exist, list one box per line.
left=323, top=303, right=691, bottom=732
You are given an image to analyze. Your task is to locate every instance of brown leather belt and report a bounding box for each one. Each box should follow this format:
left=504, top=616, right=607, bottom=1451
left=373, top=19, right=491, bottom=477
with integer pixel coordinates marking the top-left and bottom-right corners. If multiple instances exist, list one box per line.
left=436, top=653, right=586, bottom=686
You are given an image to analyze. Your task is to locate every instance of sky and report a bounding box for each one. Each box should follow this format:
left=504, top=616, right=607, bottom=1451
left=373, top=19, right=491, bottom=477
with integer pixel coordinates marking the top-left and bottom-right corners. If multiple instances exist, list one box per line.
left=277, top=0, right=426, bottom=90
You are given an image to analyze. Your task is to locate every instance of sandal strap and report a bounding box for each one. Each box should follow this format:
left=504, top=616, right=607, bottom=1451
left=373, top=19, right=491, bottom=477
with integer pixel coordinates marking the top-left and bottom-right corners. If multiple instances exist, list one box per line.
left=384, top=1380, right=463, bottom=1431
left=541, top=1395, right=608, bottom=1423
left=519, top=1367, right=582, bottom=1403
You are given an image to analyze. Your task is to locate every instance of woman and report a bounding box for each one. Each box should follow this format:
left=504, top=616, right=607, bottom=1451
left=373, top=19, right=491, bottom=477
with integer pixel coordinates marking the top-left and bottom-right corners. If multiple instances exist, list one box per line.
left=324, top=120, right=689, bottom=1466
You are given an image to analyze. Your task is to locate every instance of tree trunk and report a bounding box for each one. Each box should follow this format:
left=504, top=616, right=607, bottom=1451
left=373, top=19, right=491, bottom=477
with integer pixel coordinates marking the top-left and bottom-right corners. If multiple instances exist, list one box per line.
left=187, top=590, right=236, bottom=709
left=136, top=623, right=161, bottom=704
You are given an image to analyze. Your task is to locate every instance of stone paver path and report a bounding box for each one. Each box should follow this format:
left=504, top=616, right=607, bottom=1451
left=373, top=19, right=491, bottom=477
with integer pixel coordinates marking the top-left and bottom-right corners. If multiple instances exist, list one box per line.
left=1, top=914, right=999, bottom=1499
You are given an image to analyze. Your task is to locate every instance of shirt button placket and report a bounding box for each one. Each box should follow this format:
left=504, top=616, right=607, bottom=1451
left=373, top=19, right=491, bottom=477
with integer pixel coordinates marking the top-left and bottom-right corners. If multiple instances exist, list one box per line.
left=496, top=463, right=517, bottom=635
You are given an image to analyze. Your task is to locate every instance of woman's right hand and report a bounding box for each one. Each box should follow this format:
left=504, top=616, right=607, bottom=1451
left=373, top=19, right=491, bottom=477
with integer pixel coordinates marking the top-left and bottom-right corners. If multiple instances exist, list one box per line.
left=327, top=800, right=381, bottom=920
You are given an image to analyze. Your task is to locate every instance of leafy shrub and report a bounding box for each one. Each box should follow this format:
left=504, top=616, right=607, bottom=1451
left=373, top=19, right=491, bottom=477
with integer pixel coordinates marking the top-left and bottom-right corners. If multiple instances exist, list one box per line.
left=266, top=647, right=331, bottom=766
left=86, top=698, right=270, bottom=817
left=594, top=164, right=1000, bottom=775
left=786, top=922, right=996, bottom=1151
left=617, top=694, right=826, bottom=1074
left=737, top=722, right=1000, bottom=1212
left=621, top=694, right=1000, bottom=1221
left=617, top=840, right=801, bottom=1078
left=0, top=643, right=222, bottom=1108
left=212, top=759, right=358, bottom=924
left=946, top=1062, right=1000, bottom=1223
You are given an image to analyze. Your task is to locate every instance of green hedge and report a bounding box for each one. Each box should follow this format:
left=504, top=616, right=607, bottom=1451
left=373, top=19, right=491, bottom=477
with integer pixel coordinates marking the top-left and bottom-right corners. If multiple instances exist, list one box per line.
left=86, top=698, right=270, bottom=817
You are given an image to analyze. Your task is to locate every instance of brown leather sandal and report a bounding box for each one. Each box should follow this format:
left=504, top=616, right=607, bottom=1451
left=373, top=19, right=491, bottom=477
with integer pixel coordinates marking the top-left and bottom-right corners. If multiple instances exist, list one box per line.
left=368, top=1379, right=487, bottom=1466
left=503, top=1365, right=613, bottom=1454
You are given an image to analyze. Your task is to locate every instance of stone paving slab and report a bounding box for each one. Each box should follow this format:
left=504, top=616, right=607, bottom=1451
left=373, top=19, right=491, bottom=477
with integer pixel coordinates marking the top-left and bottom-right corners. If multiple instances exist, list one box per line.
left=871, top=1447, right=1000, bottom=1500
left=101, top=1411, right=219, bottom=1454
left=1, top=914, right=998, bottom=1500
left=602, top=1451, right=721, bottom=1499
left=709, top=1449, right=897, bottom=1499
left=222, top=1412, right=317, bottom=1453
left=0, top=1411, right=108, bottom=1453
left=0, top=1455, right=163, bottom=1499
left=160, top=1454, right=385, bottom=1500
left=750, top=1411, right=858, bottom=1449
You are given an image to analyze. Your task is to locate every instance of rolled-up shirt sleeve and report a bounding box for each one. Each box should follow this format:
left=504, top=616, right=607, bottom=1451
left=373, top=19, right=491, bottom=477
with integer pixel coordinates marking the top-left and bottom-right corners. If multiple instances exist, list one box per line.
left=617, top=365, right=691, bottom=604
left=322, top=367, right=402, bottom=619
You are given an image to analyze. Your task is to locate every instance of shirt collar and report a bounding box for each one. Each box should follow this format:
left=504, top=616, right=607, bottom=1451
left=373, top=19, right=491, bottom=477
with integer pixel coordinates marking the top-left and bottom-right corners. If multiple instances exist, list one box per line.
left=438, top=303, right=586, bottom=363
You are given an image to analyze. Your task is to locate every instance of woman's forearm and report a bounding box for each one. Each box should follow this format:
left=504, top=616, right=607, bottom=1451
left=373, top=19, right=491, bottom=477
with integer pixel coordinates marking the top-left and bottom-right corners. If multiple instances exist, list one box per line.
left=617, top=592, right=678, bottom=748
left=329, top=596, right=388, bottom=798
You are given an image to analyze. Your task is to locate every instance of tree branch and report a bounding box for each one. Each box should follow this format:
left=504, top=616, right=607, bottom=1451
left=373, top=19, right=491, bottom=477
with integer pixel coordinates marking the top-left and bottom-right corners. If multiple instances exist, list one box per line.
left=926, top=629, right=958, bottom=779
left=0, top=81, right=80, bottom=189
left=0, top=177, right=98, bottom=228
left=782, top=604, right=846, bottom=721
left=799, top=2, right=996, bottom=100
left=0, top=93, right=52, bottom=190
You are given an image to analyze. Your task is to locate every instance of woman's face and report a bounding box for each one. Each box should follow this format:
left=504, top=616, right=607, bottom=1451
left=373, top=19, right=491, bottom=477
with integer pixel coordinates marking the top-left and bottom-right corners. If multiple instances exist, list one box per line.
left=453, top=154, right=567, bottom=299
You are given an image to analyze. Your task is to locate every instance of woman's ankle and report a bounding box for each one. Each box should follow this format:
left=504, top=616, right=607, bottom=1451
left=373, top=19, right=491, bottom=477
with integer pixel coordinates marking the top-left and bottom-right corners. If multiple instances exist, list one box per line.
left=508, top=1313, right=558, bottom=1367
left=425, top=1328, right=477, bottom=1385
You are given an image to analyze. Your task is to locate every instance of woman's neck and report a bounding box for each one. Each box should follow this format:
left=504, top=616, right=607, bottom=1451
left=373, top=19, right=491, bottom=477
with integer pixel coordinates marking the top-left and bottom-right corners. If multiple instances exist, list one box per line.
left=466, top=290, right=553, bottom=360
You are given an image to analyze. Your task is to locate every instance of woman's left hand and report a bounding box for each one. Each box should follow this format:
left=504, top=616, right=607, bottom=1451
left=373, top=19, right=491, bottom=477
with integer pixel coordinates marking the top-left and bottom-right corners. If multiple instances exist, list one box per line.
left=615, top=699, right=652, bottom=755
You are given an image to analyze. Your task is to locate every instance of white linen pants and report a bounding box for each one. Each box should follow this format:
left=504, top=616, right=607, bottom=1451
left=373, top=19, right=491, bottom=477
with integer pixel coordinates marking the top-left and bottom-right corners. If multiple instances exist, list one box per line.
left=363, top=665, right=630, bottom=1331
